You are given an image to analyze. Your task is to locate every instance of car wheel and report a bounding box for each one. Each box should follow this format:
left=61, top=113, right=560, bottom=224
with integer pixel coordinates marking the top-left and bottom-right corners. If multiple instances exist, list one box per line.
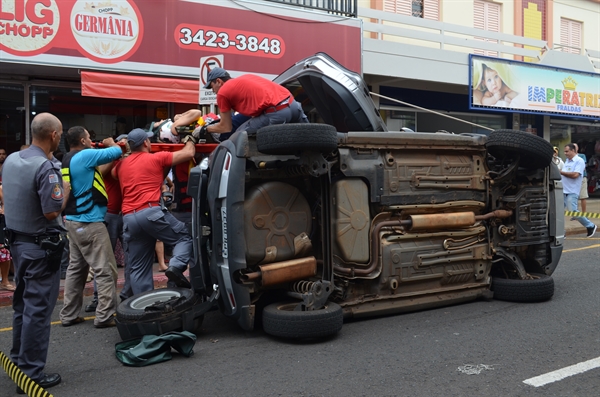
left=117, top=287, right=197, bottom=323
left=256, top=123, right=338, bottom=155
left=262, top=301, right=343, bottom=339
left=491, top=273, right=554, bottom=303
left=486, top=129, right=553, bottom=169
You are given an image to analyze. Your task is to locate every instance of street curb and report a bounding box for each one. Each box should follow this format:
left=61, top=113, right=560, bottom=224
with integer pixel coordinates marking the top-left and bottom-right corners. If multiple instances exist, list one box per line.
left=0, top=273, right=168, bottom=308
left=565, top=227, right=588, bottom=237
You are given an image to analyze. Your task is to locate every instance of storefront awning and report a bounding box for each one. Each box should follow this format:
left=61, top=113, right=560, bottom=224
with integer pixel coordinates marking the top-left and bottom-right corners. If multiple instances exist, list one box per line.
left=81, top=71, right=199, bottom=104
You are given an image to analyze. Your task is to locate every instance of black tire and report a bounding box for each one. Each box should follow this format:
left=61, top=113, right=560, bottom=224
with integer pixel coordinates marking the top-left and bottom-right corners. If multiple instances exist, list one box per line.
left=117, top=287, right=197, bottom=323
left=262, top=301, right=343, bottom=339
left=491, top=273, right=554, bottom=303
left=256, top=124, right=338, bottom=155
left=486, top=129, right=553, bottom=169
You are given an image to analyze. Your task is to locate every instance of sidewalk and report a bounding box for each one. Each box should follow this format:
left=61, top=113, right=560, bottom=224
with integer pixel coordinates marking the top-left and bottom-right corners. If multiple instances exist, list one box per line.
left=564, top=197, right=600, bottom=237
left=1, top=199, right=599, bottom=308
left=0, top=262, right=169, bottom=308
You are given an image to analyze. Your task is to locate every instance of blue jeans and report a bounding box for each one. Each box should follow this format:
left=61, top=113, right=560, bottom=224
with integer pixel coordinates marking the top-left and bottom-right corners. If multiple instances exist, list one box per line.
left=564, top=193, right=594, bottom=229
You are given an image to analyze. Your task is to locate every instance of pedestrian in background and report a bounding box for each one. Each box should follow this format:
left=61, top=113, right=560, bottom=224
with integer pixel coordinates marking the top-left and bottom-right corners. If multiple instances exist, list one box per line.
left=552, top=147, right=564, bottom=171
left=573, top=143, right=589, bottom=213
left=114, top=129, right=196, bottom=294
left=2, top=112, right=69, bottom=393
left=59, top=126, right=123, bottom=328
left=0, top=184, right=15, bottom=292
left=561, top=143, right=596, bottom=238
left=0, top=147, right=7, bottom=182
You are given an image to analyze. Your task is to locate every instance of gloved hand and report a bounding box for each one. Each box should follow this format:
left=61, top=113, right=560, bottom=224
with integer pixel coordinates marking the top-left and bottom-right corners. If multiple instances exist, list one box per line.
left=192, top=125, right=209, bottom=140
left=181, top=134, right=197, bottom=145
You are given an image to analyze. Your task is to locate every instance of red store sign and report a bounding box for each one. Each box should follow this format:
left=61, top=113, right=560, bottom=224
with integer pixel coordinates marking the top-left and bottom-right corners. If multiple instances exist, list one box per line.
left=0, top=0, right=361, bottom=76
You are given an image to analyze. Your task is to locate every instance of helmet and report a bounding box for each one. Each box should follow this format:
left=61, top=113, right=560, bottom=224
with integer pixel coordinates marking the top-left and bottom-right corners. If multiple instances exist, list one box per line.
left=158, top=120, right=180, bottom=143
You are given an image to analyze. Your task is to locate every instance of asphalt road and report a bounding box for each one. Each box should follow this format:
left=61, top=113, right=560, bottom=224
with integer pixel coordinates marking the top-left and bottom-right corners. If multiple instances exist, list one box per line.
left=1, top=236, right=599, bottom=397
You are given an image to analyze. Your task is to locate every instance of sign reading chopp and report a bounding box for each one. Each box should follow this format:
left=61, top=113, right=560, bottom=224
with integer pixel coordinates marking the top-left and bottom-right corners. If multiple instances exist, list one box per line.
left=469, top=55, right=600, bottom=119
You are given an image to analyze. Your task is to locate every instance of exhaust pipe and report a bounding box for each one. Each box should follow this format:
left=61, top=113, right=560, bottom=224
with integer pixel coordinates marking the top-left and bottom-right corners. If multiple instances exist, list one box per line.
left=334, top=209, right=513, bottom=277
left=240, top=256, right=317, bottom=287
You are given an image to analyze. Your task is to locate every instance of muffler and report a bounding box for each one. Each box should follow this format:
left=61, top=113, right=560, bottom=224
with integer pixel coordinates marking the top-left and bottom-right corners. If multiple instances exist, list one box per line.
left=240, top=256, right=317, bottom=287
left=408, top=210, right=512, bottom=231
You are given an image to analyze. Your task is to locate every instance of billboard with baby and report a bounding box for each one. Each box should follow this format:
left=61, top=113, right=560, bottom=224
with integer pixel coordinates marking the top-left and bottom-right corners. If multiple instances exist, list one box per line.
left=469, top=55, right=600, bottom=119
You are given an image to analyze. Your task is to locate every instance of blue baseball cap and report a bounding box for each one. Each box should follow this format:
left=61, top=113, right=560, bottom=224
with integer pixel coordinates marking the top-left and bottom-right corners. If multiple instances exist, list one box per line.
left=204, top=67, right=230, bottom=89
left=127, top=128, right=153, bottom=149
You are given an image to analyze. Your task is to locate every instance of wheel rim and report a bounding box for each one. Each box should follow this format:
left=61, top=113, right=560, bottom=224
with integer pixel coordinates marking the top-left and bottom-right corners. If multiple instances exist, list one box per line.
left=130, top=290, right=182, bottom=310
left=276, top=303, right=300, bottom=312
left=275, top=302, right=329, bottom=312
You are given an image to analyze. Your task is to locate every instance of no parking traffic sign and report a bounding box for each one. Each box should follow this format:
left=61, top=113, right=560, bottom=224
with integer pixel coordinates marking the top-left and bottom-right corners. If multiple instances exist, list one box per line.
left=199, top=55, right=224, bottom=105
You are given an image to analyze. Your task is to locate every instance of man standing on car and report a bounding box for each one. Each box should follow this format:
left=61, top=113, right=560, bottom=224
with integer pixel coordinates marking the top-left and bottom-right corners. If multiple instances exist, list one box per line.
left=59, top=126, right=124, bottom=328
left=195, top=67, right=308, bottom=138
left=561, top=143, right=596, bottom=238
left=2, top=113, right=69, bottom=393
left=114, top=129, right=196, bottom=294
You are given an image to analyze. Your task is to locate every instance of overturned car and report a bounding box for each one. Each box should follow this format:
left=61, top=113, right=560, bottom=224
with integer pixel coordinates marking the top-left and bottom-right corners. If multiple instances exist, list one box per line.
left=116, top=53, right=564, bottom=340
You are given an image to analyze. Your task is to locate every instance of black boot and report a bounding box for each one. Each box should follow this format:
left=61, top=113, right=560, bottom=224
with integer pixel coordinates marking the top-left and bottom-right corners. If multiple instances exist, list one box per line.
left=85, top=298, right=98, bottom=313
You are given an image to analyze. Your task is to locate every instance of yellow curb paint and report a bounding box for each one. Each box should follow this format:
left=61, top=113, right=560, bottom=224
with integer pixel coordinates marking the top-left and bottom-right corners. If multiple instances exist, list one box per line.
left=563, top=244, right=600, bottom=253
left=564, top=211, right=600, bottom=219
left=1, top=351, right=54, bottom=397
left=0, top=316, right=96, bottom=333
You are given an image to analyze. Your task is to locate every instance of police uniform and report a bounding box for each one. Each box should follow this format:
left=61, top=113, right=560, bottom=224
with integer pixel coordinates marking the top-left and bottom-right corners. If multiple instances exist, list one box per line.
left=2, top=145, right=65, bottom=383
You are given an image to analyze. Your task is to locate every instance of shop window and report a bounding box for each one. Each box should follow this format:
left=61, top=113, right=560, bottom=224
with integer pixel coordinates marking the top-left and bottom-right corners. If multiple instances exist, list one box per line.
left=473, top=0, right=500, bottom=57
left=0, top=83, right=25, bottom=153
left=28, top=85, right=198, bottom=142
left=560, top=18, right=582, bottom=54
left=383, top=0, right=439, bottom=20
left=387, top=110, right=417, bottom=131
left=382, top=108, right=505, bottom=135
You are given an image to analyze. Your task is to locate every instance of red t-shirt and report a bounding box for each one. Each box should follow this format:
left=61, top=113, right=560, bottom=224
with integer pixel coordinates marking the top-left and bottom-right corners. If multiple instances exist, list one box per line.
left=116, top=151, right=173, bottom=214
left=217, top=74, right=292, bottom=117
left=105, top=162, right=122, bottom=215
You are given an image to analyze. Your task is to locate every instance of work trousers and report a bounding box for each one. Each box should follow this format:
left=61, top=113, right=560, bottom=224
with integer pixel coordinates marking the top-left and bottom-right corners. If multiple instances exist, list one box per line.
left=236, top=100, right=309, bottom=132
left=10, top=241, right=60, bottom=382
left=105, top=212, right=132, bottom=301
left=61, top=221, right=118, bottom=326
left=123, top=207, right=192, bottom=294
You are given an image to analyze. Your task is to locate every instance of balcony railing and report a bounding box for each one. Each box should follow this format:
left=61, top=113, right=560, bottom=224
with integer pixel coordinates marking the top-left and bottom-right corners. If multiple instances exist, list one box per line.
left=263, top=0, right=357, bottom=17
left=360, top=7, right=547, bottom=61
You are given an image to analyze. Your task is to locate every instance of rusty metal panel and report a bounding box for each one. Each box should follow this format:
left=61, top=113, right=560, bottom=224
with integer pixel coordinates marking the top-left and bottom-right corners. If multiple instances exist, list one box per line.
left=243, top=182, right=312, bottom=266
left=332, top=179, right=371, bottom=263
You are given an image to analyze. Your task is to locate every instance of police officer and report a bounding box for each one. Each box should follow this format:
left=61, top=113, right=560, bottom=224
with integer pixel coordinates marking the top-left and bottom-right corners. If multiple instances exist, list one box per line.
left=2, top=112, right=69, bottom=393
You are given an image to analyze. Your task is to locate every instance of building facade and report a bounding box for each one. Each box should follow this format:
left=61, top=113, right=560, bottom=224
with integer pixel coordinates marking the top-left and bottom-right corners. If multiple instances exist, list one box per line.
left=1, top=0, right=599, bottom=194
left=359, top=0, right=599, bottom=195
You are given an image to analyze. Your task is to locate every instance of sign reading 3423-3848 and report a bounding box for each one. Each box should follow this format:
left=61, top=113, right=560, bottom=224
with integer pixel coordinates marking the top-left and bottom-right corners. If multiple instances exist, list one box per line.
left=175, top=24, right=284, bottom=58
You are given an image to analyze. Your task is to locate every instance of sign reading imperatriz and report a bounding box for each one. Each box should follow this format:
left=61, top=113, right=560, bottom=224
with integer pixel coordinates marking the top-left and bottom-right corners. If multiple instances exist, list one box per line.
left=469, top=55, right=600, bottom=119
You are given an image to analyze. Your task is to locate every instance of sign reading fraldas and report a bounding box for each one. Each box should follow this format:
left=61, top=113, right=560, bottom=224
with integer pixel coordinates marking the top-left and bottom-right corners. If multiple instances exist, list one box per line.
left=470, top=55, right=600, bottom=119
